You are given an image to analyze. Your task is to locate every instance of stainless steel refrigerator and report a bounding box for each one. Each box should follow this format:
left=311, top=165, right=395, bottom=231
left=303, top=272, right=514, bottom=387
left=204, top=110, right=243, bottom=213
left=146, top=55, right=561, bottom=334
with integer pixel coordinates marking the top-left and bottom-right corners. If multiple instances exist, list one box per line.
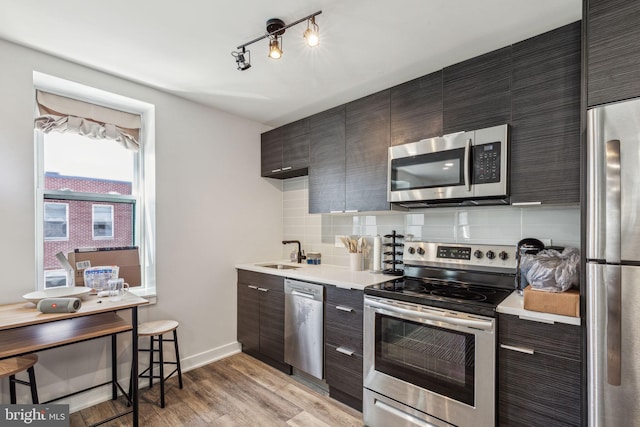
left=587, top=97, right=640, bottom=426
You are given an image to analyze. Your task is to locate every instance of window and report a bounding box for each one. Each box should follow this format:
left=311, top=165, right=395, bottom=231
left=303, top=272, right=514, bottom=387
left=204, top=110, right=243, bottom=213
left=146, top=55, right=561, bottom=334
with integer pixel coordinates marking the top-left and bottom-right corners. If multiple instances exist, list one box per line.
left=92, top=204, right=114, bottom=239
left=34, top=73, right=156, bottom=291
left=44, top=202, right=68, bottom=240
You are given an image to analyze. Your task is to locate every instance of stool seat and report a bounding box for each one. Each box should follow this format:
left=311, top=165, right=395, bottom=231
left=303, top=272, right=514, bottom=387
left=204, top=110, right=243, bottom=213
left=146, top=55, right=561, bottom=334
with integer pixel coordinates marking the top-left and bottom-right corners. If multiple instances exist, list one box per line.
left=0, top=354, right=38, bottom=379
left=138, top=320, right=179, bottom=336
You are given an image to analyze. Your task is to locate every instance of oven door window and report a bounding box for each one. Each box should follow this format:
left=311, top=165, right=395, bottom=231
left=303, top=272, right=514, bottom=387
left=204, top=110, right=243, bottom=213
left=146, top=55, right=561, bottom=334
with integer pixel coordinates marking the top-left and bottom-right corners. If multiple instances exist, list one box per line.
left=375, top=313, right=475, bottom=406
left=390, top=148, right=465, bottom=191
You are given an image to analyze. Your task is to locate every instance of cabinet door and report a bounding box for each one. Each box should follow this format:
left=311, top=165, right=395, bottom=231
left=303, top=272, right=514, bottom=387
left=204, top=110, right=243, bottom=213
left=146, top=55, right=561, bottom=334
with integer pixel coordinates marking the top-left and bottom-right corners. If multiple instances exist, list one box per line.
left=588, top=0, right=640, bottom=106
left=390, top=71, right=443, bottom=146
left=443, top=47, right=512, bottom=134
left=261, top=127, right=283, bottom=177
left=510, top=21, right=581, bottom=205
left=309, top=106, right=346, bottom=213
left=258, top=286, right=286, bottom=364
left=282, top=118, right=310, bottom=172
left=237, top=283, right=259, bottom=355
left=345, top=90, right=390, bottom=212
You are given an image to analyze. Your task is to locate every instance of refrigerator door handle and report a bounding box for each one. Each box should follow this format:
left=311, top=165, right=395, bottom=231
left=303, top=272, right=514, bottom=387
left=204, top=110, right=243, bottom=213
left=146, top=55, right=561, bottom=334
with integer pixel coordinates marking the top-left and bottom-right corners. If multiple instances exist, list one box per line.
left=605, top=139, right=622, bottom=263
left=606, top=265, right=622, bottom=386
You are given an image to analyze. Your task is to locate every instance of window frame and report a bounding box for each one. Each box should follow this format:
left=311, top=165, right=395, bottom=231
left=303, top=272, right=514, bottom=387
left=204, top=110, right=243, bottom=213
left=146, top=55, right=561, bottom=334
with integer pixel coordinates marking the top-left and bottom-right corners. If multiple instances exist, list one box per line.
left=92, top=204, right=115, bottom=240
left=43, top=201, right=69, bottom=241
left=34, top=72, right=156, bottom=294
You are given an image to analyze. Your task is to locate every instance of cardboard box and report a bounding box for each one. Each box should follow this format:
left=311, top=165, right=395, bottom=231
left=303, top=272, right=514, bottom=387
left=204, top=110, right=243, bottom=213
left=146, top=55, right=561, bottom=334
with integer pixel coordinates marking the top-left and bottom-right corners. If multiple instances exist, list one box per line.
left=523, top=285, right=580, bottom=317
left=68, top=247, right=141, bottom=288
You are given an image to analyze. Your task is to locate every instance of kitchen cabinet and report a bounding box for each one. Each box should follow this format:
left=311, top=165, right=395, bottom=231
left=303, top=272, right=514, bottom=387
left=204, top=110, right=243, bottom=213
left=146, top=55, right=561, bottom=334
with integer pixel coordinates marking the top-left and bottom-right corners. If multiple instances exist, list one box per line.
left=237, top=270, right=291, bottom=374
left=443, top=47, right=512, bottom=134
left=498, top=313, right=581, bottom=427
left=324, top=285, right=364, bottom=411
left=260, top=118, right=309, bottom=179
left=510, top=21, right=581, bottom=205
left=308, top=106, right=346, bottom=214
left=587, top=0, right=640, bottom=106
left=345, top=90, right=391, bottom=212
left=390, top=71, right=443, bottom=146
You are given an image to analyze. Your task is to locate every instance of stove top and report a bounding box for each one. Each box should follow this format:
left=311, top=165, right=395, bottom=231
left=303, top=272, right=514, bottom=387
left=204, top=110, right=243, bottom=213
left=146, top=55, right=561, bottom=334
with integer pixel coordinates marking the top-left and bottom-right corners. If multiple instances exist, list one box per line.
left=365, top=241, right=517, bottom=317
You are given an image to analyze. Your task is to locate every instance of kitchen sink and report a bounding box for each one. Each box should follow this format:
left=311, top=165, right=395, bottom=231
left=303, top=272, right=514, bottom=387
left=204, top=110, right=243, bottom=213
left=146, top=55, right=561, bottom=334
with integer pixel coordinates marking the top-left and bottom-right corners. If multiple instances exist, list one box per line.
left=258, top=264, right=301, bottom=270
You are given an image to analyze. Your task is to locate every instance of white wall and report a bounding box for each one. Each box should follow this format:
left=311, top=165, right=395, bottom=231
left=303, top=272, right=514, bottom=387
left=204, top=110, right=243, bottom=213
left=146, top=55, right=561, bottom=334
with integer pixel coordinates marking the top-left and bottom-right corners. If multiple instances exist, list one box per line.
left=0, top=39, right=283, bottom=408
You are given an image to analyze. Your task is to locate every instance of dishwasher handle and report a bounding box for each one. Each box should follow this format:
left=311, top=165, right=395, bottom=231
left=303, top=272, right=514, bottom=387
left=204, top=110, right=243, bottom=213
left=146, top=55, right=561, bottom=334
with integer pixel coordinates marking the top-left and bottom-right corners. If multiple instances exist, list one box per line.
left=291, top=290, right=315, bottom=300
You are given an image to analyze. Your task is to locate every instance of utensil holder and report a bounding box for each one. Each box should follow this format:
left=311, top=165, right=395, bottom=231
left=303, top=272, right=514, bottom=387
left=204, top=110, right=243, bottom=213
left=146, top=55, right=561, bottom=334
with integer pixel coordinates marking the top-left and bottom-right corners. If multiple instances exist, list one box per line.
left=349, top=253, right=363, bottom=271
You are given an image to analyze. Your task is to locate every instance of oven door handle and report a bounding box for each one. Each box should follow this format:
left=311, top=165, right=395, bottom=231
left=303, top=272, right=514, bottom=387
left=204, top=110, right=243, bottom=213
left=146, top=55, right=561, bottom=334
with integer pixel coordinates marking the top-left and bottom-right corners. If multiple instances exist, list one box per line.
left=366, top=299, right=493, bottom=331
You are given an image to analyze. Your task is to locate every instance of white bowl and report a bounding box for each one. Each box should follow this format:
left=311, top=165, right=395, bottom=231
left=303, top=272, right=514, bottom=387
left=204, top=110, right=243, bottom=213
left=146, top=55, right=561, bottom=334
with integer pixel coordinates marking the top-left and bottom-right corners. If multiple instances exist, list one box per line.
left=22, top=287, right=92, bottom=304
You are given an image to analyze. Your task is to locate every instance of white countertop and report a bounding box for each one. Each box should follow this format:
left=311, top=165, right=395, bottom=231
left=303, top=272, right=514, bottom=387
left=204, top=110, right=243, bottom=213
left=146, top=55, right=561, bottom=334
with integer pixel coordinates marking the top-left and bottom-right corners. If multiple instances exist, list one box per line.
left=497, top=291, right=581, bottom=326
left=235, top=261, right=399, bottom=290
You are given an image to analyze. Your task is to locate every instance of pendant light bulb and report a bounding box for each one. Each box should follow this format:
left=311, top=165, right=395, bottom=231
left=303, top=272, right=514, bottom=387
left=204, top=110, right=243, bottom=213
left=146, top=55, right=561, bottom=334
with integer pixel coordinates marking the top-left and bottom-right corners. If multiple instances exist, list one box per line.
left=269, top=38, right=283, bottom=59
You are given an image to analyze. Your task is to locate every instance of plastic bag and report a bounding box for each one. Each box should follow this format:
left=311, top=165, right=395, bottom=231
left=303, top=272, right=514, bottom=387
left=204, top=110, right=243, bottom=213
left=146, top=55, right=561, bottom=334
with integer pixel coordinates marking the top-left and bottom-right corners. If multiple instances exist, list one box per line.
left=520, top=248, right=579, bottom=292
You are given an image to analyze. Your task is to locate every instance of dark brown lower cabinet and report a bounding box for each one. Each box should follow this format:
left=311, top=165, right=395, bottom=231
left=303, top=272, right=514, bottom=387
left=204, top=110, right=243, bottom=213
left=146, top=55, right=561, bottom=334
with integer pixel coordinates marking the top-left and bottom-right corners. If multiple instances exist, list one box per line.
left=498, top=314, right=581, bottom=427
left=324, top=285, right=364, bottom=411
left=237, top=270, right=290, bottom=374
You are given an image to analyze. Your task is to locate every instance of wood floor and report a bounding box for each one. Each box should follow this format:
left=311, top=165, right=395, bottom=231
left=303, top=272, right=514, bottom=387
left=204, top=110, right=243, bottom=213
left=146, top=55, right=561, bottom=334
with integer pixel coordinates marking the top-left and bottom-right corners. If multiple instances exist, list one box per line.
left=70, top=352, right=364, bottom=426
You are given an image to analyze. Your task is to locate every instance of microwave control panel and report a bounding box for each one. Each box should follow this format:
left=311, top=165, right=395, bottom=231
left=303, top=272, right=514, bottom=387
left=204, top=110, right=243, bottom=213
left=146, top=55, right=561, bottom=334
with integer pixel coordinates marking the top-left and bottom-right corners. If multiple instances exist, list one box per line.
left=473, top=142, right=501, bottom=184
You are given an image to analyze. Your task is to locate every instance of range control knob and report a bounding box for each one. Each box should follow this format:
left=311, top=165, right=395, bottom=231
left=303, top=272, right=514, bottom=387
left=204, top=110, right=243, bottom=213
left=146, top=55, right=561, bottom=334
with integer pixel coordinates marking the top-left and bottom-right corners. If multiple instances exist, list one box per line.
left=416, top=247, right=425, bottom=255
left=408, top=247, right=416, bottom=254
left=499, top=251, right=509, bottom=261
left=486, top=250, right=496, bottom=260
left=474, top=250, right=483, bottom=259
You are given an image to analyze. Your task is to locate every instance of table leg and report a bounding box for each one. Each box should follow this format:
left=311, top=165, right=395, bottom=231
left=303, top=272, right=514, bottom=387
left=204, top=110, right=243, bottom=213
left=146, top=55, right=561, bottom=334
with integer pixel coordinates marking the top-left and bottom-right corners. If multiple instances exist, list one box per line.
left=132, top=307, right=138, bottom=427
left=112, top=334, right=117, bottom=400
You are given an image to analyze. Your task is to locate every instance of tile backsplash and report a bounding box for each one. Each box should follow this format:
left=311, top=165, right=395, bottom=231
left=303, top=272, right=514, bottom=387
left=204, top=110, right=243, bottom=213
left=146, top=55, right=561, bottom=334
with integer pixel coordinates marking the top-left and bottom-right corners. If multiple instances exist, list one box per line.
left=282, top=177, right=580, bottom=269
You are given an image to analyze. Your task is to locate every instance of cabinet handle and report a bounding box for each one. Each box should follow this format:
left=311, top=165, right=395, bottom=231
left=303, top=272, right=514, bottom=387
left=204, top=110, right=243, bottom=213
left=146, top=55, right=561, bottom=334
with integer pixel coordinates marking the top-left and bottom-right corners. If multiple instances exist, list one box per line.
left=257, top=287, right=269, bottom=292
left=335, top=305, right=354, bottom=313
left=500, top=344, right=534, bottom=355
left=336, top=346, right=355, bottom=356
left=281, top=166, right=292, bottom=171
left=248, top=285, right=258, bottom=290
left=344, top=210, right=359, bottom=213
left=271, top=168, right=282, bottom=173
left=330, top=210, right=344, bottom=214
left=511, top=201, right=542, bottom=206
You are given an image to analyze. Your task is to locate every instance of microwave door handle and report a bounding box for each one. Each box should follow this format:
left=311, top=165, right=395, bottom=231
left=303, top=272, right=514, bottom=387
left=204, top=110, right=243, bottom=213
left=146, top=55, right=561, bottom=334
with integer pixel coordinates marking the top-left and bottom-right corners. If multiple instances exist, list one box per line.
left=465, top=138, right=471, bottom=191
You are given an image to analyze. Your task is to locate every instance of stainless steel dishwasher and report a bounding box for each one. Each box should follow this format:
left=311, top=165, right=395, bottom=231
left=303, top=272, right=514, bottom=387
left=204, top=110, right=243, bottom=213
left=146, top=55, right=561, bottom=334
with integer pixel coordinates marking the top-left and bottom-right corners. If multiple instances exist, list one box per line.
left=284, top=278, right=324, bottom=379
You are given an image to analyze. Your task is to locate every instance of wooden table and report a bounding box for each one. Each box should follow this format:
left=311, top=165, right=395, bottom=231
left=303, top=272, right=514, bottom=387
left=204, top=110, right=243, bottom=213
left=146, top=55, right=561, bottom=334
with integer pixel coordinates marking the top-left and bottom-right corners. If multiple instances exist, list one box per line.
left=0, top=293, right=149, bottom=426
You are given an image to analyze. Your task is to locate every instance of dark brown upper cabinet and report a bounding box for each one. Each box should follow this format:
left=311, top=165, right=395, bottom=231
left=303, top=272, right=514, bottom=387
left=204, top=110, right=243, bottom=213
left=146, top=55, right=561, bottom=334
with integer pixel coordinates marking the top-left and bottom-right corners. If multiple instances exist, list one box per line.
left=308, top=106, right=346, bottom=214
left=390, top=71, right=443, bottom=146
left=510, top=21, right=581, bottom=205
left=587, top=0, right=640, bottom=107
left=345, top=90, right=391, bottom=212
left=443, top=47, right=512, bottom=134
left=261, top=118, right=309, bottom=179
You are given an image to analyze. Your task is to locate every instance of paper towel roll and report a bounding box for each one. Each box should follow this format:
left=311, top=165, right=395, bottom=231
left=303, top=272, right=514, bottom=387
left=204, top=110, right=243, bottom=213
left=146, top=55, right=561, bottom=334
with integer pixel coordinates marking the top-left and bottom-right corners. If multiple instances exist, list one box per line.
left=373, top=235, right=382, bottom=271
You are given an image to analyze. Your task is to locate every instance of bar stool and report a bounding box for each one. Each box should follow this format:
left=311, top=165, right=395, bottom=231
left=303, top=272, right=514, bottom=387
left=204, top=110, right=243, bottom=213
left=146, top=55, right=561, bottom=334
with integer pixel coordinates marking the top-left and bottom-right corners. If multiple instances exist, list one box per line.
left=0, top=354, right=39, bottom=404
left=134, top=320, right=183, bottom=408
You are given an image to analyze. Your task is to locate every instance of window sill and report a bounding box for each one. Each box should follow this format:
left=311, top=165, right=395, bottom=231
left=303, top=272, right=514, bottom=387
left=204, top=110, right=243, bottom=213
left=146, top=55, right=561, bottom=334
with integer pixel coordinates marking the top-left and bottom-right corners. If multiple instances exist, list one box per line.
left=131, top=286, right=156, bottom=305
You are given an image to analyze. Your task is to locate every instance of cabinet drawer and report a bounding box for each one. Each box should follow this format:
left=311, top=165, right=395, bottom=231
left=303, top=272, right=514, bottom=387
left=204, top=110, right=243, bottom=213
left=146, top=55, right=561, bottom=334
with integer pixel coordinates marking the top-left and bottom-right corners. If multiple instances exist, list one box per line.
left=325, top=285, right=363, bottom=309
left=325, top=304, right=363, bottom=351
left=325, top=343, right=363, bottom=400
left=499, top=345, right=581, bottom=426
left=237, top=270, right=283, bottom=292
left=498, top=314, right=579, bottom=360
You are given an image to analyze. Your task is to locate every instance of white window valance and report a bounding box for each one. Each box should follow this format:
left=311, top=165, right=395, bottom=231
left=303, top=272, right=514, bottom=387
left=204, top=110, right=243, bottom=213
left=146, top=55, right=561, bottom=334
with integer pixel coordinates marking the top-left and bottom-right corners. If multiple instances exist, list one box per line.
left=34, top=90, right=141, bottom=151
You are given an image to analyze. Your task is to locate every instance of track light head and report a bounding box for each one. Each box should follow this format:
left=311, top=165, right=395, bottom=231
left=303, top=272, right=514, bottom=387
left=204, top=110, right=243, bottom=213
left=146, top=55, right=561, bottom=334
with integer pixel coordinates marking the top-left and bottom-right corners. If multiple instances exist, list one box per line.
left=231, top=47, right=251, bottom=71
left=304, top=16, right=319, bottom=47
left=268, top=38, right=283, bottom=59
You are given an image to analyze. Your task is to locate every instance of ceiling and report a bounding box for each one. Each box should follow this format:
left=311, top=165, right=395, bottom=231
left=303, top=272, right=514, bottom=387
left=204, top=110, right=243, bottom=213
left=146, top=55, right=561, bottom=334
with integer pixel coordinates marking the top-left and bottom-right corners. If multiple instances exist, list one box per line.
left=0, top=0, right=582, bottom=127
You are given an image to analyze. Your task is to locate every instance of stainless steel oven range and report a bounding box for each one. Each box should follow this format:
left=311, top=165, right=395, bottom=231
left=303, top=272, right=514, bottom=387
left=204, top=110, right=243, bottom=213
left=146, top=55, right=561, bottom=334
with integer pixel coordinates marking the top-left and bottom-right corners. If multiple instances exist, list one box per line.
left=363, top=242, right=517, bottom=427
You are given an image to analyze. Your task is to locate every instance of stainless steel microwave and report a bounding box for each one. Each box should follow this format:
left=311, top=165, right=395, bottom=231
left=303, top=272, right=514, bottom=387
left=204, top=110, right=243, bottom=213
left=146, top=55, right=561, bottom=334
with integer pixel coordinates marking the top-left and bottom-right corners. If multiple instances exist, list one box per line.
left=388, top=124, right=509, bottom=206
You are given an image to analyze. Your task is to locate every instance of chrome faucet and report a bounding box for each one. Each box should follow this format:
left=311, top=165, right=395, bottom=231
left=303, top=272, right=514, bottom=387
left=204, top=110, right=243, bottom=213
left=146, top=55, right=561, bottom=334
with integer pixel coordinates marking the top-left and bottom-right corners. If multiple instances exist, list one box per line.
left=282, top=240, right=303, bottom=263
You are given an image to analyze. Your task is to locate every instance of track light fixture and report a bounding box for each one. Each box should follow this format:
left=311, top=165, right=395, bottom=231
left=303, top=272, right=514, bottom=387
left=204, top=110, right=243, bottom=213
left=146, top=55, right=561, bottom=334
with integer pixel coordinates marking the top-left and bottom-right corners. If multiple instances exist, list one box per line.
left=231, top=47, right=251, bottom=70
left=231, top=10, right=322, bottom=70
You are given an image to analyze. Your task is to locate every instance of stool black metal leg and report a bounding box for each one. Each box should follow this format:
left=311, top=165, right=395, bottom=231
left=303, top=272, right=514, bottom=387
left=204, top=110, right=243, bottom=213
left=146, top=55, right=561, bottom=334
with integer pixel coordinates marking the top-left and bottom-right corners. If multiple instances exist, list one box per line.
left=28, top=366, right=39, bottom=404
left=148, top=335, right=154, bottom=390
left=159, top=334, right=165, bottom=408
left=9, top=375, right=16, bottom=404
left=173, top=329, right=183, bottom=389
